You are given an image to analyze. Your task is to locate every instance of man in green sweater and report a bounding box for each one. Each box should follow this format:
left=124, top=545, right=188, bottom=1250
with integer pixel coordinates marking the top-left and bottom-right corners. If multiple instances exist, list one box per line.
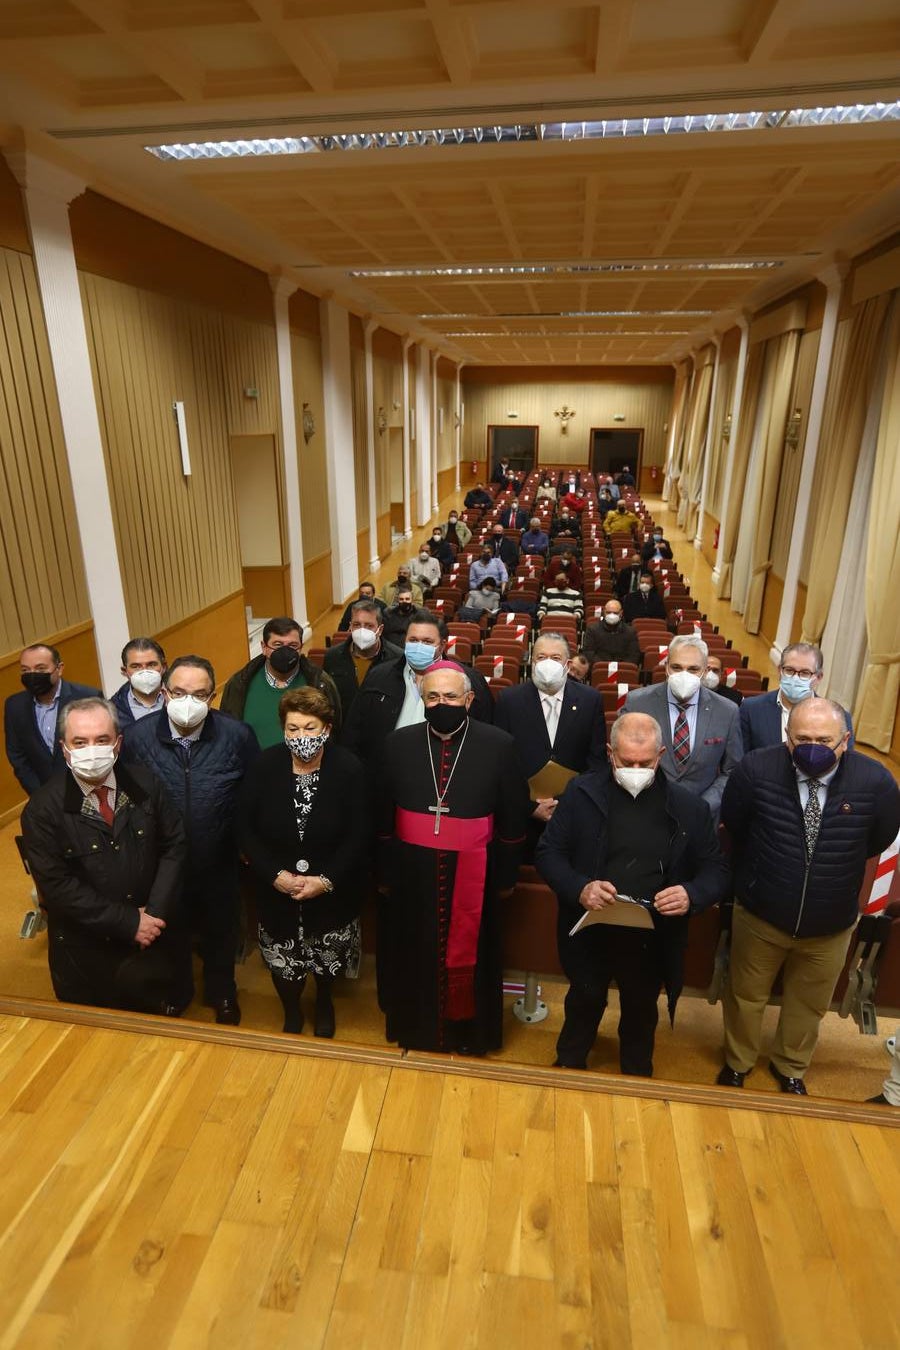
left=219, top=616, right=340, bottom=747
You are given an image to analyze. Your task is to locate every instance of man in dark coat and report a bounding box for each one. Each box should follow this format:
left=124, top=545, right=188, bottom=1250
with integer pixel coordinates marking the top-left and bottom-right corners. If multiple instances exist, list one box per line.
left=718, top=697, right=900, bottom=1095
left=494, top=632, right=606, bottom=856
left=337, top=582, right=387, bottom=632
left=537, top=712, right=729, bottom=1076
left=21, top=697, right=192, bottom=1013
left=219, top=615, right=340, bottom=747
left=341, top=613, right=493, bottom=773
left=622, top=572, right=668, bottom=625
left=109, top=637, right=167, bottom=728
left=378, top=663, right=529, bottom=1053
left=123, top=655, right=259, bottom=1024
left=738, top=641, right=853, bottom=752
left=5, top=643, right=101, bottom=796
left=323, top=599, right=403, bottom=720
left=582, top=600, right=642, bottom=668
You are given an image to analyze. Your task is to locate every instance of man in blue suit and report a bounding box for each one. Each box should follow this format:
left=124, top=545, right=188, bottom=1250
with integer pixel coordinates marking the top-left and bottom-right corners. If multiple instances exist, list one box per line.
left=494, top=632, right=606, bottom=855
left=4, top=643, right=101, bottom=796
left=623, top=634, right=742, bottom=822
left=740, top=642, right=854, bottom=752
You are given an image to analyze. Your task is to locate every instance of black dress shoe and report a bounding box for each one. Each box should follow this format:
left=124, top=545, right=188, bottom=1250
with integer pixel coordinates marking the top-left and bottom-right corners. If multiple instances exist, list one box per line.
left=867, top=1093, right=890, bottom=1105
left=768, top=1062, right=807, bottom=1095
left=716, top=1065, right=747, bottom=1088
left=214, top=998, right=242, bottom=1026
left=553, top=1059, right=587, bottom=1070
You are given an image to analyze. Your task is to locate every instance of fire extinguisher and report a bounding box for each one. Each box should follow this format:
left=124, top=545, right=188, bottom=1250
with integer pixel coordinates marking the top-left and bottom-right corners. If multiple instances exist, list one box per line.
left=470, top=460, right=478, bottom=478
left=713, top=524, right=720, bottom=550
left=650, top=466, right=659, bottom=482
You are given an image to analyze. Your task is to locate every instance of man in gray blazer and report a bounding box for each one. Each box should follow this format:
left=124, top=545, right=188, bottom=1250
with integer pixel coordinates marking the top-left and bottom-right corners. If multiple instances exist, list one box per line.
left=623, top=635, right=742, bottom=821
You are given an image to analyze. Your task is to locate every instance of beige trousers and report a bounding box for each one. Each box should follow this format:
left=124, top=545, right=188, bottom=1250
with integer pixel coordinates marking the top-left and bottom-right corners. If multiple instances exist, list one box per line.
left=723, top=903, right=855, bottom=1079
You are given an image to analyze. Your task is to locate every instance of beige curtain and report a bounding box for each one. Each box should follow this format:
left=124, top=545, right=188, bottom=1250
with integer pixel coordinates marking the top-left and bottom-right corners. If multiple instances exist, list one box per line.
left=679, top=352, right=715, bottom=538
left=666, top=363, right=694, bottom=511
left=800, top=291, right=893, bottom=642
left=662, top=361, right=690, bottom=504
left=714, top=341, right=765, bottom=599
left=706, top=354, right=735, bottom=520
left=854, top=295, right=900, bottom=751
left=742, top=330, right=800, bottom=632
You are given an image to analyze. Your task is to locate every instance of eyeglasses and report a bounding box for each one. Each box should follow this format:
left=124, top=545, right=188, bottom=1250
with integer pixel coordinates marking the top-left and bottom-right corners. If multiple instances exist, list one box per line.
left=780, top=666, right=816, bottom=680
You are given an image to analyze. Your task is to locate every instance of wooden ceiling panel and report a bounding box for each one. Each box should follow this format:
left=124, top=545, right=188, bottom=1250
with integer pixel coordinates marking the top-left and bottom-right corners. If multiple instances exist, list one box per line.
left=0, top=0, right=99, bottom=39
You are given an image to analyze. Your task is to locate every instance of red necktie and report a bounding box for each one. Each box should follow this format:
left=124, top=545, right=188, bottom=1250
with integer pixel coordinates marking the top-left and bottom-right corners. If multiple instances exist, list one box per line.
left=95, top=784, right=114, bottom=826
left=673, top=707, right=691, bottom=766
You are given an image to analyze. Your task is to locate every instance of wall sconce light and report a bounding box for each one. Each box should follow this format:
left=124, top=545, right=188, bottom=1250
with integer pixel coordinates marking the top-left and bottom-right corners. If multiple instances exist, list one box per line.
left=784, top=407, right=803, bottom=450
left=302, top=402, right=316, bottom=445
left=722, top=412, right=732, bottom=442
left=554, top=405, right=576, bottom=434
left=377, top=405, right=388, bottom=436
left=392, top=399, right=401, bottom=411
left=172, top=400, right=191, bottom=476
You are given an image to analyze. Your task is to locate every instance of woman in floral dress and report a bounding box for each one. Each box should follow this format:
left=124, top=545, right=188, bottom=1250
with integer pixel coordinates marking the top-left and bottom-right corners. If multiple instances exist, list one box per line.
left=237, top=687, right=369, bottom=1036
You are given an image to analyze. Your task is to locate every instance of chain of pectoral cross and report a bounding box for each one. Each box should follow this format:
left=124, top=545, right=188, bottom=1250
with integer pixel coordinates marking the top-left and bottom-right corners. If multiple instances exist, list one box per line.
left=426, top=719, right=469, bottom=835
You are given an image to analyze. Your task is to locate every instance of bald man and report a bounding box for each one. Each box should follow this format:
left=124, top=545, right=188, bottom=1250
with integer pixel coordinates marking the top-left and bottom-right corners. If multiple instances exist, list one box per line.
left=537, top=712, right=729, bottom=1077
left=718, top=698, right=900, bottom=1095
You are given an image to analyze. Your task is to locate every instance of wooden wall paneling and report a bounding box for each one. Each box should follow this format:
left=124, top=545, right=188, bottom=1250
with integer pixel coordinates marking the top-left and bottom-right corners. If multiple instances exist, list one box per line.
left=290, top=330, right=331, bottom=565
left=157, top=590, right=248, bottom=688
left=304, top=551, right=334, bottom=623
left=69, top=191, right=274, bottom=326
left=377, top=509, right=392, bottom=561
left=80, top=273, right=244, bottom=639
left=0, top=249, right=90, bottom=653
left=241, top=566, right=290, bottom=618
left=460, top=368, right=674, bottom=470
left=350, top=343, right=369, bottom=526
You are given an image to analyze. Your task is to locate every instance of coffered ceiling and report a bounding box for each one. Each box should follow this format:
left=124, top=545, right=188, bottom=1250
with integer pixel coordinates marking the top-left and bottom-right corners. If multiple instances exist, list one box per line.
left=1, top=0, right=898, bottom=363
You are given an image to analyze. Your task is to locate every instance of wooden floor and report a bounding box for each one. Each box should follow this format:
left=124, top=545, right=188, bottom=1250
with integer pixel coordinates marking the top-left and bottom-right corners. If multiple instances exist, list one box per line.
left=0, top=1011, right=897, bottom=1350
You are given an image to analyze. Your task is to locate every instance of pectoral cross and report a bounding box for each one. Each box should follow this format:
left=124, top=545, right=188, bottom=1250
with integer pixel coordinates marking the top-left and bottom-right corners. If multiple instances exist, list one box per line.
left=429, top=801, right=450, bottom=835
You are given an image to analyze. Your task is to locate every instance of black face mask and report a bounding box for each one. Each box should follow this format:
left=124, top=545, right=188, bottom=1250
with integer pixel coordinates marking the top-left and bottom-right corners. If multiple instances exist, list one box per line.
left=482, top=553, right=493, bottom=563
left=424, top=703, right=467, bottom=735
left=398, top=602, right=413, bottom=613
left=268, top=645, right=300, bottom=675
left=21, top=671, right=54, bottom=697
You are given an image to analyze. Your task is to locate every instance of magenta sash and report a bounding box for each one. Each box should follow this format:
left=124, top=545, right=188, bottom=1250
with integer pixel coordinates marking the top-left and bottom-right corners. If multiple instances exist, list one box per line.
left=395, top=807, right=494, bottom=1020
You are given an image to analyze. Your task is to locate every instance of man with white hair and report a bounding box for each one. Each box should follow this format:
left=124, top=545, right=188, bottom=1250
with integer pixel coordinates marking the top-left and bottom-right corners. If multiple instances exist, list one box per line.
left=623, top=634, right=742, bottom=821
left=378, top=662, right=529, bottom=1055
left=718, top=697, right=899, bottom=1095
left=21, top=697, right=192, bottom=1014
left=537, top=712, right=729, bottom=1075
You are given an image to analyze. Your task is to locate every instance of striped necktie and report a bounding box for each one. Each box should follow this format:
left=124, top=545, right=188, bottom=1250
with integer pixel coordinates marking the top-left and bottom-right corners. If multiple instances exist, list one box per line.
left=673, top=705, right=690, bottom=766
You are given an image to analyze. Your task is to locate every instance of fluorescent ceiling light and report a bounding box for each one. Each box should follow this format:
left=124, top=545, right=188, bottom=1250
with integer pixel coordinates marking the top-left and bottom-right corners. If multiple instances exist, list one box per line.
left=349, top=261, right=784, bottom=278
left=418, top=310, right=713, bottom=319
left=144, top=103, right=899, bottom=161
left=444, top=330, right=691, bottom=338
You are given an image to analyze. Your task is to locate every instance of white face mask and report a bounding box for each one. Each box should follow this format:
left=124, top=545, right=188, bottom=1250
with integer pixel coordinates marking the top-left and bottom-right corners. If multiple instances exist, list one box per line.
left=604, top=612, right=621, bottom=626
left=130, top=669, right=162, bottom=697
left=613, top=765, right=656, bottom=799
left=351, top=627, right=378, bottom=652
left=638, top=583, right=652, bottom=594
left=532, top=657, right=567, bottom=693
left=702, top=671, right=720, bottom=690
left=668, top=670, right=702, bottom=702
left=167, top=694, right=210, bottom=731
left=67, top=745, right=117, bottom=782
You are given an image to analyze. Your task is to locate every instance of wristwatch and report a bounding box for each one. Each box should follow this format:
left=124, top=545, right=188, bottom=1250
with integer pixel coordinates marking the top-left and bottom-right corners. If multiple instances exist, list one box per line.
left=319, top=875, right=334, bottom=893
